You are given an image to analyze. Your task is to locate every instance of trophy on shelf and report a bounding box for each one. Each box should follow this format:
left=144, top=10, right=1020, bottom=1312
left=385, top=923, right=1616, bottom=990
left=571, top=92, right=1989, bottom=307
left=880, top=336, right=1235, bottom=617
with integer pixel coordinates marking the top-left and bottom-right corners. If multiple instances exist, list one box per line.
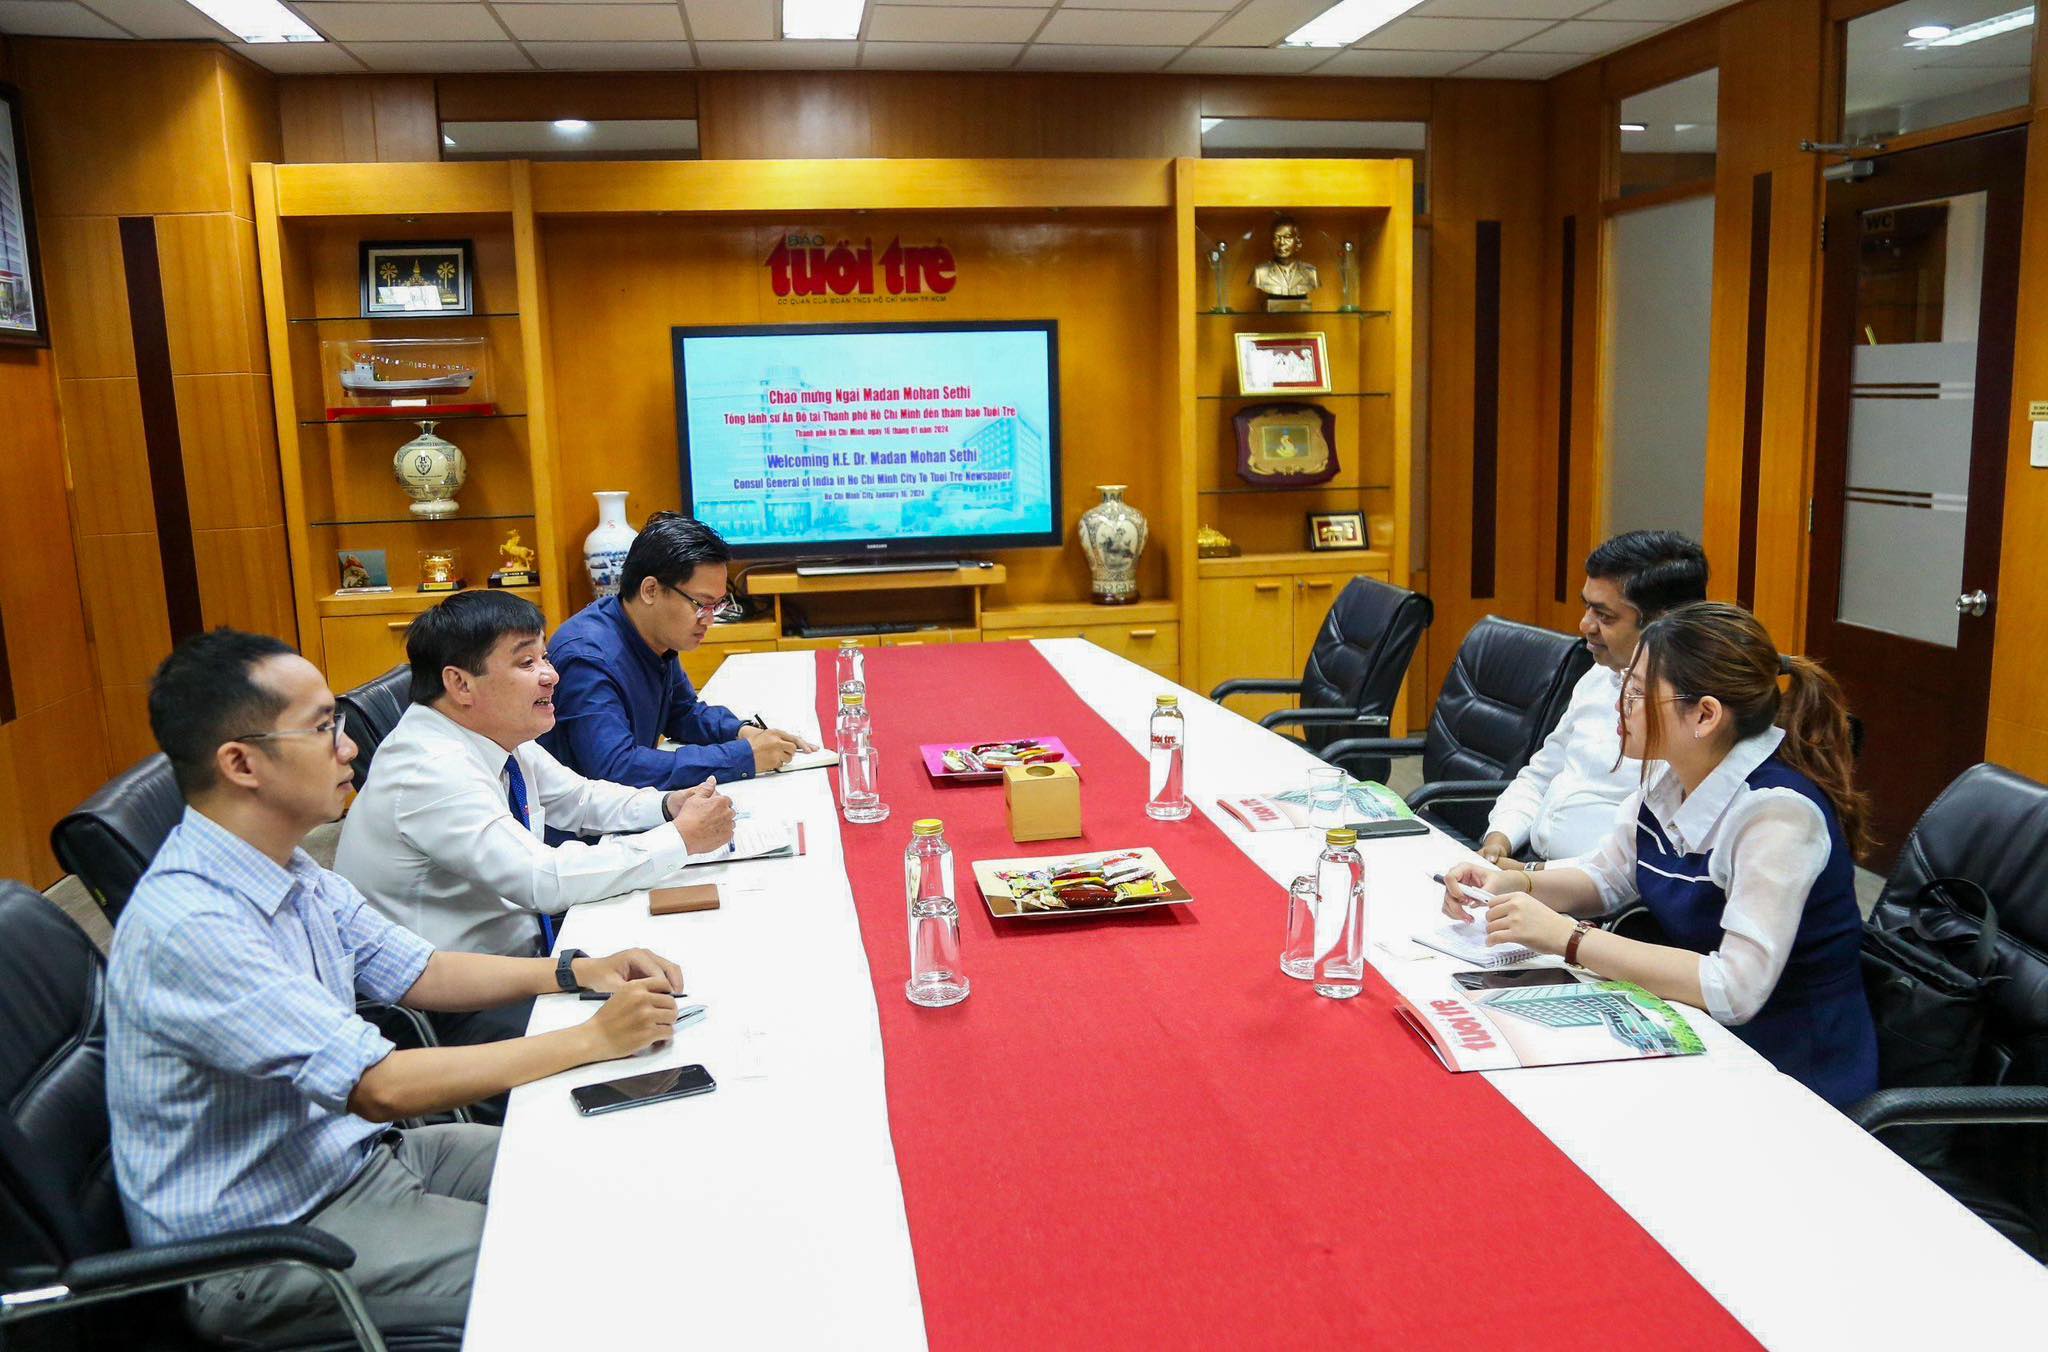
left=418, top=549, right=463, bottom=594
left=490, top=529, right=538, bottom=589
left=1252, top=216, right=1320, bottom=313
left=393, top=421, right=467, bottom=519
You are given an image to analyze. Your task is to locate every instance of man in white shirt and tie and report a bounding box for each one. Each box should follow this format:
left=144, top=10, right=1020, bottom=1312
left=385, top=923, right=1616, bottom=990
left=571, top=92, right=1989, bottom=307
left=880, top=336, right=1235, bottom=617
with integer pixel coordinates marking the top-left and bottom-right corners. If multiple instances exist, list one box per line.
left=1478, top=530, right=1709, bottom=866
left=337, top=590, right=736, bottom=1064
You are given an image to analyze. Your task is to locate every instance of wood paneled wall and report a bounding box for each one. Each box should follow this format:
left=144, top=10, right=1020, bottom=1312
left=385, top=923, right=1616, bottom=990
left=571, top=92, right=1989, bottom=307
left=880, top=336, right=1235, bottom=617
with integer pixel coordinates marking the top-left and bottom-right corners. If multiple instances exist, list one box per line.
left=11, top=38, right=293, bottom=769
left=0, top=36, right=110, bottom=887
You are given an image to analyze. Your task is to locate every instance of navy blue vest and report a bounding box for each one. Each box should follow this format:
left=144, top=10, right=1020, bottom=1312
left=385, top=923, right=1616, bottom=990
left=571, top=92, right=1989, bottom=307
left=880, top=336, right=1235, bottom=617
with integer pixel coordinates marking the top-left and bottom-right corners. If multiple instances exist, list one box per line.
left=1634, top=754, right=1877, bottom=1107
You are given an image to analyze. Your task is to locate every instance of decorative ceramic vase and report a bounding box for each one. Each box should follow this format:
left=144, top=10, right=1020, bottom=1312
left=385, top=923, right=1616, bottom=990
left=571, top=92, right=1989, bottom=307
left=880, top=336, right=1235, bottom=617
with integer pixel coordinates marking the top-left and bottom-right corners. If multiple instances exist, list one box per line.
left=583, top=491, right=637, bottom=600
left=1078, top=484, right=1147, bottom=606
left=392, top=421, right=466, bottom=519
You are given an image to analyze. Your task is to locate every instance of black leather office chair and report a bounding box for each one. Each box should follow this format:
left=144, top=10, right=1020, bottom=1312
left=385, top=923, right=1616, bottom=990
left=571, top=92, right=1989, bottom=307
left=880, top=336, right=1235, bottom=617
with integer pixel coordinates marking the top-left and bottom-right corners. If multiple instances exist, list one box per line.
left=1210, top=577, right=1433, bottom=782
left=1845, top=763, right=2048, bottom=1260
left=335, top=665, right=413, bottom=793
left=49, top=755, right=184, bottom=925
left=1319, top=617, right=1593, bottom=845
left=0, top=882, right=461, bottom=1351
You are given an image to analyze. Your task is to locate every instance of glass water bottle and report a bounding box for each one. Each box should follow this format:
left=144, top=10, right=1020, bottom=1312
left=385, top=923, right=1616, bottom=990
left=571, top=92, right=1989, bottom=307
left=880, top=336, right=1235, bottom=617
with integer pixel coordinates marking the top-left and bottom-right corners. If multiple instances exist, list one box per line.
left=1312, top=827, right=1366, bottom=999
left=835, top=638, right=866, bottom=700
left=835, top=688, right=872, bottom=755
left=904, top=819, right=969, bottom=1007
left=1145, top=694, right=1191, bottom=821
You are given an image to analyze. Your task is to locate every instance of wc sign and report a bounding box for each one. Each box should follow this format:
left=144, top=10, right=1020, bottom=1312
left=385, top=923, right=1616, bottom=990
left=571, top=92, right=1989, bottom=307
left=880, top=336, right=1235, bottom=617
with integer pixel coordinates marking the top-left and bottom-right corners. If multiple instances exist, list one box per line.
left=765, top=234, right=958, bottom=302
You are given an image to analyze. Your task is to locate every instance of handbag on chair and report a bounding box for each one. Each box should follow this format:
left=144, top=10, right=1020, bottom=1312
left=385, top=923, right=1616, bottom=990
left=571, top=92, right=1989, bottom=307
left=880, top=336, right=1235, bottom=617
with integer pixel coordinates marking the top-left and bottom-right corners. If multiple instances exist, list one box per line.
left=1859, top=877, right=2003, bottom=1167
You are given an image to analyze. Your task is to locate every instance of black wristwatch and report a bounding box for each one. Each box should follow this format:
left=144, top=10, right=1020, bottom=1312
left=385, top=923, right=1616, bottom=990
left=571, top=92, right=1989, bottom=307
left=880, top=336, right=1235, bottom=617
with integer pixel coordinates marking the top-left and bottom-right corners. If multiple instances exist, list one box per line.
left=555, top=948, right=588, bottom=993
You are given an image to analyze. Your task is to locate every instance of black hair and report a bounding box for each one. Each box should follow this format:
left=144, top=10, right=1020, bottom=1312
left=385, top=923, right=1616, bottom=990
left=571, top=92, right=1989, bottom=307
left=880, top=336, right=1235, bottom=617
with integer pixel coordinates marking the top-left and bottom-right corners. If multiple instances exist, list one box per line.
left=619, top=513, right=732, bottom=603
left=406, top=589, right=546, bottom=705
left=148, top=628, right=298, bottom=797
left=1585, top=530, right=1709, bottom=623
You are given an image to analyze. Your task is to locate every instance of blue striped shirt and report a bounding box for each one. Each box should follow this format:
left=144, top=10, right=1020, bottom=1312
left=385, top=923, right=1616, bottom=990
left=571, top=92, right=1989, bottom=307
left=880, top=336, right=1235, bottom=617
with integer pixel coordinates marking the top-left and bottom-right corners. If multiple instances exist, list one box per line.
left=106, top=808, right=434, bottom=1246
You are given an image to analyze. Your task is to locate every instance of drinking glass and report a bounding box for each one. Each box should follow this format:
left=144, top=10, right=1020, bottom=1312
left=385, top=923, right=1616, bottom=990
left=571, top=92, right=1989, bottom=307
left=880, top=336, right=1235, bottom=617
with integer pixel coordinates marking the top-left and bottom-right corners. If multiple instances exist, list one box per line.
left=840, top=745, right=890, bottom=824
left=1281, top=874, right=1316, bottom=979
left=906, top=894, right=970, bottom=1007
left=1307, top=767, right=1349, bottom=830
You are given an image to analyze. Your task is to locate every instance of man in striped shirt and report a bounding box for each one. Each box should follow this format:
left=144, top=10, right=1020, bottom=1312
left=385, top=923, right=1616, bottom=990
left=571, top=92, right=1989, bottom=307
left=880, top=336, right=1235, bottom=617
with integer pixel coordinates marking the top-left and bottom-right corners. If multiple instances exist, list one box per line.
left=106, top=629, right=687, bottom=1344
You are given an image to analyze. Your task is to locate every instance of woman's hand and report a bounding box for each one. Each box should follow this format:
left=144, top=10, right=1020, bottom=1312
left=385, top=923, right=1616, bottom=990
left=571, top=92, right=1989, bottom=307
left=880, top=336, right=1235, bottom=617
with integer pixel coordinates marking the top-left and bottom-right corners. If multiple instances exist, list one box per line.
left=1483, top=892, right=1578, bottom=955
left=1439, top=860, right=1508, bottom=922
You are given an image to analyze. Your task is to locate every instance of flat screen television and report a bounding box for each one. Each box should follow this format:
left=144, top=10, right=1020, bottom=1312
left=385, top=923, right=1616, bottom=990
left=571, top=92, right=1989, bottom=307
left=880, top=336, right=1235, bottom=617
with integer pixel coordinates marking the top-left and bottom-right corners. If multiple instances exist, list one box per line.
left=673, top=320, right=1062, bottom=561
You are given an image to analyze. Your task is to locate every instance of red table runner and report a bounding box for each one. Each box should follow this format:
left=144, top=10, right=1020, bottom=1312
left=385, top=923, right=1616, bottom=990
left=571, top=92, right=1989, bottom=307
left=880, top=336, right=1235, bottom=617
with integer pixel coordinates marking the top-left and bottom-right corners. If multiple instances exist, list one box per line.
left=820, top=644, right=1756, bottom=1349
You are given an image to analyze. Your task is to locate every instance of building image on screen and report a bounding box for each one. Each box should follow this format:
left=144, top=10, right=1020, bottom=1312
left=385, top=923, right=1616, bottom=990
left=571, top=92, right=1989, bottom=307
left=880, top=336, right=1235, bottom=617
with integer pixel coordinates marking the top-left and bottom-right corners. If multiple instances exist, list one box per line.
left=674, top=323, right=1061, bottom=558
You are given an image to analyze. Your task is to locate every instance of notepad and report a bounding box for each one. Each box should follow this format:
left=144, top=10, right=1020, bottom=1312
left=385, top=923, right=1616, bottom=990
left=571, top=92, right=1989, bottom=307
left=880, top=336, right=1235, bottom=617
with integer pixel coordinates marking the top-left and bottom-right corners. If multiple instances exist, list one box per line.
left=775, top=748, right=839, bottom=774
left=1411, top=920, right=1541, bottom=969
left=684, top=819, right=807, bottom=866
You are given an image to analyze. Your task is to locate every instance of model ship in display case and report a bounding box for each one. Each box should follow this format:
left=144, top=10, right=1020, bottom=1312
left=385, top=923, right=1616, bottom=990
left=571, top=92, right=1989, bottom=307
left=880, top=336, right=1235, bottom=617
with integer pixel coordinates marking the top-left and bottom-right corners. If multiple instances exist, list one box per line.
left=323, top=336, right=495, bottom=420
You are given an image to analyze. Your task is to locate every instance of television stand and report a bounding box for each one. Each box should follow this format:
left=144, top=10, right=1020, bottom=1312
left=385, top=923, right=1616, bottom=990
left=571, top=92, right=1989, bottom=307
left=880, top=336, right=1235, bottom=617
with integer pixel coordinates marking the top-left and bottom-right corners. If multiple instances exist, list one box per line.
left=794, top=558, right=971, bottom=577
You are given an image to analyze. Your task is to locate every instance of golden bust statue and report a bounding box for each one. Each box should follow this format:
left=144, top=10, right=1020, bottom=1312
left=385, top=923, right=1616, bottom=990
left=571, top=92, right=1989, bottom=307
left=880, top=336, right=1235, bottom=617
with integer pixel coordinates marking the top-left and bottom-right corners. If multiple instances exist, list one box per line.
left=1252, top=216, right=1319, bottom=312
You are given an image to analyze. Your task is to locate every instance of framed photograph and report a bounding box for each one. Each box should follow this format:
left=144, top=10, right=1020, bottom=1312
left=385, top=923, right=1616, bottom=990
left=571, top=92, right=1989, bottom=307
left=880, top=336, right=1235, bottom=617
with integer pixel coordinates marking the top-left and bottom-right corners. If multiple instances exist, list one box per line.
left=360, top=240, right=475, bottom=318
left=1233, top=402, right=1338, bottom=487
left=1307, top=510, right=1367, bottom=552
left=1234, top=331, right=1329, bottom=396
left=336, top=548, right=391, bottom=593
left=0, top=84, right=49, bottom=348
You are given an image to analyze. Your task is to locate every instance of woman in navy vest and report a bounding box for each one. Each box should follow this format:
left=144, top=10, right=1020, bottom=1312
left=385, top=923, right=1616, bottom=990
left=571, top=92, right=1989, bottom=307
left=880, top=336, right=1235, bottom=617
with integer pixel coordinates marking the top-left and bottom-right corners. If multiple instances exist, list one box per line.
left=1441, top=602, right=1878, bottom=1107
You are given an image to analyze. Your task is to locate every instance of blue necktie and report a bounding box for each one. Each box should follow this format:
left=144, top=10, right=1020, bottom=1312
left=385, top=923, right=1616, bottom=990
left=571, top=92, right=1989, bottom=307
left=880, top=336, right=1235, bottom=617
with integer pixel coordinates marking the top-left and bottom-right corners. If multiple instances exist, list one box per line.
left=506, top=756, right=556, bottom=954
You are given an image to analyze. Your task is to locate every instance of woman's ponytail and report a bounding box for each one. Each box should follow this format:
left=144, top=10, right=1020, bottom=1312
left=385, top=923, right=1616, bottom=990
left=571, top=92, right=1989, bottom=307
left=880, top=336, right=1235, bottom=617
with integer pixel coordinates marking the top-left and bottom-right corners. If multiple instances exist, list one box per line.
left=1776, top=655, right=1873, bottom=858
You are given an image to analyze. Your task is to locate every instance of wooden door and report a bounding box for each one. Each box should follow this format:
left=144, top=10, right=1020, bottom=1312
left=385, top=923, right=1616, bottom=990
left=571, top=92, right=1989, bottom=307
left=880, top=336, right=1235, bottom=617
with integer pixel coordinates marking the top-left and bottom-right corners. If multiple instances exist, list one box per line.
left=1197, top=576, right=1295, bottom=724
left=1807, top=130, right=2025, bottom=865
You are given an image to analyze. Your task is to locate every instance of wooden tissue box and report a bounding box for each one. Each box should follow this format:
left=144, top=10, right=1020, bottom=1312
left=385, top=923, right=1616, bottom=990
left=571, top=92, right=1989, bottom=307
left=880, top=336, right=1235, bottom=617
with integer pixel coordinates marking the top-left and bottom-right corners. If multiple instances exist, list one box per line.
left=1004, top=761, right=1082, bottom=843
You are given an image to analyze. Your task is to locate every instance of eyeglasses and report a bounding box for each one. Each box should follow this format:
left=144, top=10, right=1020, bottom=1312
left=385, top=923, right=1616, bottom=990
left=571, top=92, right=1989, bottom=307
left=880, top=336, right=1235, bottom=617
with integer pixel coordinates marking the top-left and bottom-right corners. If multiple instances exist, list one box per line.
left=235, top=712, right=348, bottom=754
left=1620, top=687, right=1698, bottom=715
left=663, top=584, right=744, bottom=623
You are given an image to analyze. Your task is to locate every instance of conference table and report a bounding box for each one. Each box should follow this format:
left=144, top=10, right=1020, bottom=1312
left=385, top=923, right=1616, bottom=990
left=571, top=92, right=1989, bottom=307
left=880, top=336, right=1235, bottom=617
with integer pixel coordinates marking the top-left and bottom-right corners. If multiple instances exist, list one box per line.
left=465, top=639, right=2047, bottom=1350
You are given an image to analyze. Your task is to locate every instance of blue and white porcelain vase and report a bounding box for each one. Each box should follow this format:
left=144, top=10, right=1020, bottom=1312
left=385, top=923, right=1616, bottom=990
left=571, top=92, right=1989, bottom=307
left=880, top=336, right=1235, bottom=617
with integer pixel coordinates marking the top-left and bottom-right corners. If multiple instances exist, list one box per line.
left=583, top=491, right=636, bottom=600
left=1078, top=484, right=1147, bottom=606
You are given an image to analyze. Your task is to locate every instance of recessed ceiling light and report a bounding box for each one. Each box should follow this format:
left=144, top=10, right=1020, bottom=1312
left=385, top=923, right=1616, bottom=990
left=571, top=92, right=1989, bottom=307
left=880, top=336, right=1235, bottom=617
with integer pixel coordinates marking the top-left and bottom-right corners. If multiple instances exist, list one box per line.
left=1673, top=122, right=1699, bottom=132
left=178, top=0, right=321, bottom=43
left=1201, top=118, right=1223, bottom=133
left=1282, top=0, right=1425, bottom=48
left=1906, top=6, right=2032, bottom=47
left=442, top=134, right=456, bottom=147
left=1619, top=122, right=1648, bottom=132
left=783, top=0, right=864, bottom=40
left=553, top=119, right=591, bottom=133
left=1905, top=23, right=1953, bottom=39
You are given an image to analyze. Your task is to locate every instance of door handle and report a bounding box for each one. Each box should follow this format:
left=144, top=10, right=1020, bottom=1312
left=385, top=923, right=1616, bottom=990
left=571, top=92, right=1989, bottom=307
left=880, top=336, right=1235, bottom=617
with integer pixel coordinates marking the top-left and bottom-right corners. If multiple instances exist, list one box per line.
left=1956, top=589, right=1990, bottom=617
left=1253, top=581, right=1283, bottom=593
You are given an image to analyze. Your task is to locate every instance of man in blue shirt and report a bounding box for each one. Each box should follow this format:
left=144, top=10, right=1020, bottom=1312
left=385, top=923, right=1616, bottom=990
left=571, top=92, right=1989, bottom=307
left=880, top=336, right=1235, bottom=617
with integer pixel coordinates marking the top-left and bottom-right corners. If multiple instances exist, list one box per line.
left=107, top=629, right=688, bottom=1344
left=544, top=512, right=814, bottom=788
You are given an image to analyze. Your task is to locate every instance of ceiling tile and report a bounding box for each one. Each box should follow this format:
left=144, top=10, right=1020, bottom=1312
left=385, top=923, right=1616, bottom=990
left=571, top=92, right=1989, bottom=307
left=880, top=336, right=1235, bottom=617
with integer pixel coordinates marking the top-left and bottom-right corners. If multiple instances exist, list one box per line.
left=694, top=38, right=860, bottom=65
left=495, top=2, right=685, bottom=39
left=345, top=40, right=537, bottom=69
left=1358, top=15, right=1552, bottom=48
left=1454, top=48, right=1585, bottom=75
left=1413, top=0, right=1595, bottom=16
left=870, top=0, right=1051, bottom=7
left=79, top=0, right=228, bottom=39
left=1168, top=44, right=1329, bottom=72
left=859, top=40, right=1024, bottom=66
left=1510, top=16, right=1662, bottom=50
left=229, top=40, right=370, bottom=71
left=1314, top=47, right=1476, bottom=75
left=684, top=0, right=773, bottom=39
left=865, top=5, right=1042, bottom=41
left=524, top=39, right=697, bottom=65
left=1199, top=0, right=1326, bottom=44
left=0, top=0, right=128, bottom=37
left=297, top=3, right=506, bottom=42
left=1014, top=42, right=1180, bottom=68
left=1036, top=8, right=1215, bottom=43
left=1576, top=0, right=1728, bottom=19
left=1064, top=0, right=1235, bottom=10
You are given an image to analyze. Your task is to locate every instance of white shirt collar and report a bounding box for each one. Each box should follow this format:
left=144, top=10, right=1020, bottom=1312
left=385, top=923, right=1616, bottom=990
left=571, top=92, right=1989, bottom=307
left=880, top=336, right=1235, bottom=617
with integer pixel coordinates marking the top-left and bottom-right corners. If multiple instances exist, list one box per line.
left=409, top=701, right=526, bottom=779
left=1644, top=724, right=1786, bottom=854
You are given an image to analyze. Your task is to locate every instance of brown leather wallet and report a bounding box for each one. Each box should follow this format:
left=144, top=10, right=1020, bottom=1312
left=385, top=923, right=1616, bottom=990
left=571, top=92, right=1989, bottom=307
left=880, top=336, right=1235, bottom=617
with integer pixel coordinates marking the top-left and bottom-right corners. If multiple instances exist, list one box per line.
left=649, top=883, right=720, bottom=915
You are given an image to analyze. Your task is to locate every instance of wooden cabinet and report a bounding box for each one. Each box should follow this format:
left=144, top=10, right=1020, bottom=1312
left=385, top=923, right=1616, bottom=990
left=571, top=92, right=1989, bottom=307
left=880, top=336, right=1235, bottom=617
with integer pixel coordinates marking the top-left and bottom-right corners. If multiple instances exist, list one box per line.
left=320, top=613, right=414, bottom=693
left=981, top=602, right=1181, bottom=680
left=678, top=620, right=779, bottom=690
left=1196, top=555, right=1391, bottom=728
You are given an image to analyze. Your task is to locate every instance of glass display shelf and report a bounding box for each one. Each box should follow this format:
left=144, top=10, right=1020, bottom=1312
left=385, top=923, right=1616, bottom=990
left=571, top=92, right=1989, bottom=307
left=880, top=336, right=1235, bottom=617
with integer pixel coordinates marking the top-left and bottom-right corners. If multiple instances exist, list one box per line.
left=1196, top=309, right=1390, bottom=318
left=1198, top=483, right=1392, bottom=496
left=1197, top=391, right=1391, bottom=401
left=311, top=512, right=534, bottom=527
left=301, top=412, right=525, bottom=427
left=289, top=312, right=521, bottom=324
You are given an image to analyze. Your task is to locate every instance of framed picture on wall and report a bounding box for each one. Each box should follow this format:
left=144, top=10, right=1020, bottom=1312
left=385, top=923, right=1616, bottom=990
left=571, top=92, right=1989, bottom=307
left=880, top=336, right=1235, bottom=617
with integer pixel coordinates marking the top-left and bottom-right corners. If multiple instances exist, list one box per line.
left=1234, top=331, right=1329, bottom=396
left=0, top=84, right=50, bottom=348
left=360, top=240, right=476, bottom=317
left=1307, top=510, right=1367, bottom=552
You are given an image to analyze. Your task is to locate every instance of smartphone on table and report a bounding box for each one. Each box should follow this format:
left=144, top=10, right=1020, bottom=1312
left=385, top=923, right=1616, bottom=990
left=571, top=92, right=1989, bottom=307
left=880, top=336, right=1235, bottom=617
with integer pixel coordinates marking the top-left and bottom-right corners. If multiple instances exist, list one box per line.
left=571, top=1064, right=717, bottom=1116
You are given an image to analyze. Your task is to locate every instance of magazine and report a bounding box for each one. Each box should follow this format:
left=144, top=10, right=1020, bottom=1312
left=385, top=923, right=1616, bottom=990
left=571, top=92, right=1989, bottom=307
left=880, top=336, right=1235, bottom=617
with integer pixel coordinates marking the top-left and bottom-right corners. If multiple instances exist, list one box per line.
left=1395, top=976, right=1706, bottom=1073
left=1217, top=779, right=1417, bottom=832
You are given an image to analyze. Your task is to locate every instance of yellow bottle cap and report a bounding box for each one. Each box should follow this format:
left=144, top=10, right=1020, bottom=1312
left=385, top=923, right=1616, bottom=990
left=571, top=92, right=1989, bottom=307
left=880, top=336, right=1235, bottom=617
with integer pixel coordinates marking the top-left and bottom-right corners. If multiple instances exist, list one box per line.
left=840, top=690, right=865, bottom=706
left=1325, top=827, right=1359, bottom=847
left=912, top=819, right=945, bottom=837
left=1155, top=694, right=1180, bottom=707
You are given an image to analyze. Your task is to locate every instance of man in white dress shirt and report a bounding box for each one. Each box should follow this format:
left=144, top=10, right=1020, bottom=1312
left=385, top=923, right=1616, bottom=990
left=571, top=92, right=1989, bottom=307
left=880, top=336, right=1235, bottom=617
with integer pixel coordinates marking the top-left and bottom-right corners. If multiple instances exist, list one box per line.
left=337, top=590, right=736, bottom=1060
left=1478, top=530, right=1709, bottom=866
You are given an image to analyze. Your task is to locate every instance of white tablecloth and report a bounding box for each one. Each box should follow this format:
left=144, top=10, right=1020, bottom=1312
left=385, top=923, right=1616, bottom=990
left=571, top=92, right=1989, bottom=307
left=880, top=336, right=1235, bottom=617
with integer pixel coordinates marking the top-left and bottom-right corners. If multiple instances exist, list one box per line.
left=465, top=640, right=2048, bottom=1350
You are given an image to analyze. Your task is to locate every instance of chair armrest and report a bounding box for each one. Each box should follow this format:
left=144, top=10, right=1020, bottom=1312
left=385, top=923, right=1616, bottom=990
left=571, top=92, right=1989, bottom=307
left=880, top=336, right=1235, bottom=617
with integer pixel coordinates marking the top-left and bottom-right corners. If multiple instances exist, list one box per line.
left=1257, top=710, right=1392, bottom=733
left=1318, top=736, right=1428, bottom=764
left=1210, top=677, right=1304, bottom=704
left=1406, top=779, right=1514, bottom=812
left=1846, top=1086, right=2048, bottom=1135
